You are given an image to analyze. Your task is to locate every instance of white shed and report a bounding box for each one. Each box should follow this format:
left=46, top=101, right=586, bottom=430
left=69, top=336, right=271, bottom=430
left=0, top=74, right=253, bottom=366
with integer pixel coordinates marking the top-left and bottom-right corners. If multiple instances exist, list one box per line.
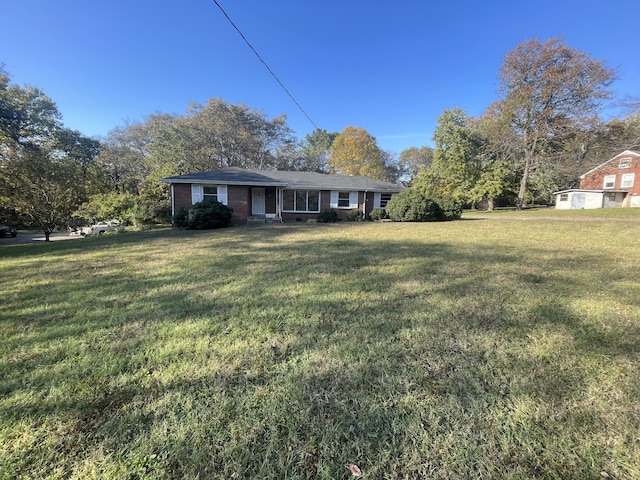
left=554, top=189, right=627, bottom=209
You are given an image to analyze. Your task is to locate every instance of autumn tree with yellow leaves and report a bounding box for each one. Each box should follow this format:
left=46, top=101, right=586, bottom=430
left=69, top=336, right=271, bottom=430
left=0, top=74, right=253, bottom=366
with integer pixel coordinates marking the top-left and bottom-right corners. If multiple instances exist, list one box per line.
left=328, top=126, right=387, bottom=180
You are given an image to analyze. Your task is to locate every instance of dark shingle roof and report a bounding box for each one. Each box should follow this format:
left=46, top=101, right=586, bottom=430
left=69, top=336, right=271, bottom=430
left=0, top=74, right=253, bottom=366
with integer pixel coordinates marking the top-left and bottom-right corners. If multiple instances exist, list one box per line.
left=162, top=168, right=404, bottom=192
left=161, top=168, right=286, bottom=186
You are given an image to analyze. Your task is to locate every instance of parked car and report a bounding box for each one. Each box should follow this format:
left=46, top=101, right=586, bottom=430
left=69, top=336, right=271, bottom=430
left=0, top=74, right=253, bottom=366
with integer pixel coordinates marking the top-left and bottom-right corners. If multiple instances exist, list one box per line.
left=0, top=225, right=17, bottom=237
left=81, top=220, right=125, bottom=236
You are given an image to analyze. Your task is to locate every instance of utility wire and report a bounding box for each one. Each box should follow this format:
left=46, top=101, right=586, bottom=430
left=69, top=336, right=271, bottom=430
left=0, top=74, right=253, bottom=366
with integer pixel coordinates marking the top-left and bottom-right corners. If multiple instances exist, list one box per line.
left=211, top=0, right=319, bottom=130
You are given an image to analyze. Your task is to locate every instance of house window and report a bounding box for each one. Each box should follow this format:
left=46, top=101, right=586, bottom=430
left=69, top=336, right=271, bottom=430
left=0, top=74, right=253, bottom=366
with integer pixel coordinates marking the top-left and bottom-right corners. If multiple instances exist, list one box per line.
left=331, top=191, right=358, bottom=209
left=374, top=192, right=396, bottom=209
left=603, top=175, right=616, bottom=189
left=379, top=193, right=393, bottom=209
left=282, top=190, right=320, bottom=212
left=203, top=186, right=218, bottom=201
left=559, top=193, right=569, bottom=202
left=618, top=157, right=632, bottom=169
left=621, top=173, right=635, bottom=188
left=191, top=184, right=228, bottom=205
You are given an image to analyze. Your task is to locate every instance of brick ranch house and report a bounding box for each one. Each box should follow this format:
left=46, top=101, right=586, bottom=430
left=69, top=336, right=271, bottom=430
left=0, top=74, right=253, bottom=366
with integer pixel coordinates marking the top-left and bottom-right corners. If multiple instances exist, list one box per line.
left=554, top=150, right=640, bottom=209
left=161, top=168, right=405, bottom=225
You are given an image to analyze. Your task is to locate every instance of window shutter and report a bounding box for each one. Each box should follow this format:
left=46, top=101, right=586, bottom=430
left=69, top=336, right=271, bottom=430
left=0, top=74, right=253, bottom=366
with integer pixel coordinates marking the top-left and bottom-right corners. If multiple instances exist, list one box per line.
left=217, top=185, right=228, bottom=205
left=191, top=184, right=203, bottom=204
left=349, top=191, right=359, bottom=208
left=330, top=191, right=338, bottom=208
left=373, top=193, right=381, bottom=209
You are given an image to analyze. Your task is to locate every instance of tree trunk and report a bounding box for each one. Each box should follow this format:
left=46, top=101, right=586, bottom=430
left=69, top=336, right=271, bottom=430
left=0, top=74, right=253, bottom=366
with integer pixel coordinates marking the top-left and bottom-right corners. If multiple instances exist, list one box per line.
left=487, top=197, right=495, bottom=212
left=517, top=154, right=532, bottom=211
left=44, top=230, right=51, bottom=242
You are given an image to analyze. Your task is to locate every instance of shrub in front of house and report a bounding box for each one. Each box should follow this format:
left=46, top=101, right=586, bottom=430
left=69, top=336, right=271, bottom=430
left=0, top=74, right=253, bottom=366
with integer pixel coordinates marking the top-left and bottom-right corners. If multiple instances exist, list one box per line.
left=173, top=208, right=190, bottom=228
left=316, top=208, right=339, bottom=223
left=174, top=198, right=233, bottom=229
left=369, top=208, right=388, bottom=222
left=386, top=189, right=438, bottom=222
left=347, top=209, right=364, bottom=222
left=432, top=195, right=463, bottom=221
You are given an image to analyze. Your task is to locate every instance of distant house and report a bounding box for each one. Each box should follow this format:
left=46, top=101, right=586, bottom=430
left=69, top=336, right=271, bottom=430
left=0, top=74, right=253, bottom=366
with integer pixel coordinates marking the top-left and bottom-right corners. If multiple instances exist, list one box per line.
left=161, top=168, right=404, bottom=224
left=554, top=150, right=640, bottom=209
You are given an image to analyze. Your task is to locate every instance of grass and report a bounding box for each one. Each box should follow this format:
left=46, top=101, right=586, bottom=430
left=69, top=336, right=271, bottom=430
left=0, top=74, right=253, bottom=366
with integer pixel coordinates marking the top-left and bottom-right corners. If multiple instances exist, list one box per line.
left=1, top=211, right=639, bottom=479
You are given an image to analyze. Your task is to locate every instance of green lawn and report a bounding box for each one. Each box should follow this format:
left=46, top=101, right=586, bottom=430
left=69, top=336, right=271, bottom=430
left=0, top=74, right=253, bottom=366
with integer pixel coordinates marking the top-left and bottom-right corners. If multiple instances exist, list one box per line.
left=1, top=212, right=639, bottom=479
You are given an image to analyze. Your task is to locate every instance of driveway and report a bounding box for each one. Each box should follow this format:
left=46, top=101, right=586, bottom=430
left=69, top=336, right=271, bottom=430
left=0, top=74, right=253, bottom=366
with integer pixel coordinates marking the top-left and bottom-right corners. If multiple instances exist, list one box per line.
left=0, top=232, right=82, bottom=245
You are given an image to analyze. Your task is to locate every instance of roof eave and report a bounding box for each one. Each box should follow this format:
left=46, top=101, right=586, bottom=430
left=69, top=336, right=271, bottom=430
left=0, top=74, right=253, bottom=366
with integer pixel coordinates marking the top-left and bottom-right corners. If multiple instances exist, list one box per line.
left=161, top=178, right=288, bottom=187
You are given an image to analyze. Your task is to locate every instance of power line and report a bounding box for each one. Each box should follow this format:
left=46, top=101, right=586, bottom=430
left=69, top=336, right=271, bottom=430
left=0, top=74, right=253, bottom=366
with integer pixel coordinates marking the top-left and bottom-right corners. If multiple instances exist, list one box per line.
left=211, top=0, right=319, bottom=130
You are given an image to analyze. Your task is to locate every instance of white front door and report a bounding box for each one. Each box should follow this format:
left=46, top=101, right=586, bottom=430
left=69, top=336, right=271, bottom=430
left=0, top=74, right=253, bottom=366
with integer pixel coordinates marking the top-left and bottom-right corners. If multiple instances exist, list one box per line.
left=252, top=188, right=266, bottom=215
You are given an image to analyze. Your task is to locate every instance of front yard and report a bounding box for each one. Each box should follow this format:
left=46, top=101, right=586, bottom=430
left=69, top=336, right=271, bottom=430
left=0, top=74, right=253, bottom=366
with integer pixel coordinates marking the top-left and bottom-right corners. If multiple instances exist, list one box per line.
left=1, top=212, right=639, bottom=479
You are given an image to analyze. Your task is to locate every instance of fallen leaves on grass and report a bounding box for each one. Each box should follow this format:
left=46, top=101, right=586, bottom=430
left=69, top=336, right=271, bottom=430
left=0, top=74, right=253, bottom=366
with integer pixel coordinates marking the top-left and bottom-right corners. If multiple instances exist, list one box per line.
left=346, top=463, right=362, bottom=476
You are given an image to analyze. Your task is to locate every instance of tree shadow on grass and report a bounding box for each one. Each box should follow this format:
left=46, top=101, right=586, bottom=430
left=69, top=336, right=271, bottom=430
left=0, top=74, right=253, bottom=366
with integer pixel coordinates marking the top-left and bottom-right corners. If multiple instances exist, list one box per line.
left=1, top=225, right=639, bottom=478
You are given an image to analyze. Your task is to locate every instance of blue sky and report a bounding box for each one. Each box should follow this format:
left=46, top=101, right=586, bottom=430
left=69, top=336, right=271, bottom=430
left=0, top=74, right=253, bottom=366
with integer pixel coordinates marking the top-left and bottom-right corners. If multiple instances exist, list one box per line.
left=2, top=0, right=638, bottom=153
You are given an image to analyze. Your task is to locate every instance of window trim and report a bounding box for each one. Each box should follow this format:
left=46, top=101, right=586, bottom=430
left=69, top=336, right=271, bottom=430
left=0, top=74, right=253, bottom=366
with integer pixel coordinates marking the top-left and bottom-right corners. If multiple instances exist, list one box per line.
left=203, top=185, right=218, bottom=202
left=281, top=189, right=321, bottom=213
left=621, top=173, right=635, bottom=188
left=330, top=191, right=359, bottom=209
left=191, top=184, right=228, bottom=205
left=337, top=191, right=351, bottom=208
left=603, top=175, right=616, bottom=189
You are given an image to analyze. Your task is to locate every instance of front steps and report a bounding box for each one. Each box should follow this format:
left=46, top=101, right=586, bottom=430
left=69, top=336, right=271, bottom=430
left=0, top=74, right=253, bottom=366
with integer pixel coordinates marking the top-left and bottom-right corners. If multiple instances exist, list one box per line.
left=246, top=215, right=283, bottom=227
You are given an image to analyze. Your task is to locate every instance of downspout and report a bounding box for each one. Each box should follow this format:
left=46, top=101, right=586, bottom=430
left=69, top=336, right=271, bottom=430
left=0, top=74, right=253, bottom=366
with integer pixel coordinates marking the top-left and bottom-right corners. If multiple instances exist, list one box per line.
left=171, top=184, right=175, bottom=222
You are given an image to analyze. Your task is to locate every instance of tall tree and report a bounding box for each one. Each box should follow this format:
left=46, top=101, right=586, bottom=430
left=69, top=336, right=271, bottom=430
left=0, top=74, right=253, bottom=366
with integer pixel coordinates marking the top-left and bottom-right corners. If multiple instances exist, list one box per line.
left=95, top=121, right=152, bottom=195
left=493, top=37, right=615, bottom=209
left=0, top=67, right=61, bottom=149
left=467, top=110, right=519, bottom=210
left=3, top=150, right=85, bottom=240
left=595, top=114, right=640, bottom=155
left=381, top=150, right=402, bottom=184
left=153, top=99, right=295, bottom=172
left=298, top=128, right=339, bottom=172
left=328, top=126, right=387, bottom=180
left=0, top=69, right=98, bottom=239
left=413, top=108, right=482, bottom=203
left=398, top=146, right=433, bottom=185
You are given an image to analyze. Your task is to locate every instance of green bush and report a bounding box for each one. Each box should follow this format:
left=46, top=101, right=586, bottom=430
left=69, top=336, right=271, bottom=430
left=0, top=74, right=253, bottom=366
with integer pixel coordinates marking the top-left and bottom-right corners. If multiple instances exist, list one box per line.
left=75, top=192, right=137, bottom=225
left=172, top=208, right=190, bottom=228
left=386, top=189, right=438, bottom=222
left=347, top=209, right=364, bottom=222
left=128, top=204, right=156, bottom=230
left=180, top=198, right=233, bottom=229
left=369, top=208, right=388, bottom=221
left=316, top=208, right=338, bottom=223
left=432, top=195, right=463, bottom=221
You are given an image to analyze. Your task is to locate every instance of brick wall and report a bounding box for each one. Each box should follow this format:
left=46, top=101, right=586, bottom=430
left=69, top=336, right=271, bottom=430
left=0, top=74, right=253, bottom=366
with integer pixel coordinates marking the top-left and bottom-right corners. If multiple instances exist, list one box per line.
left=227, top=185, right=250, bottom=225
left=173, top=184, right=192, bottom=212
left=172, top=184, right=392, bottom=223
left=580, top=152, right=640, bottom=196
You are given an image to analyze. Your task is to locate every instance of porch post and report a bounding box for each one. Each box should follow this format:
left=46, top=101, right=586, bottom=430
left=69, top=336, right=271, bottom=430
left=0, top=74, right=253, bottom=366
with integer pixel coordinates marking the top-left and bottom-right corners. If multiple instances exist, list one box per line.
left=276, top=188, right=281, bottom=219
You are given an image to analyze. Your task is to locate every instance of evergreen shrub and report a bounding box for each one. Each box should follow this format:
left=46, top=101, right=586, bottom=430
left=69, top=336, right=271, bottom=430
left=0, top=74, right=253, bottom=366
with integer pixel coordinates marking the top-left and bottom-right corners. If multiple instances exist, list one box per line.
left=386, top=189, right=438, bottom=222
left=174, top=198, right=233, bottom=229
left=316, top=209, right=339, bottom=223
left=347, top=209, right=364, bottom=221
left=432, top=195, right=463, bottom=221
left=369, top=208, right=388, bottom=221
